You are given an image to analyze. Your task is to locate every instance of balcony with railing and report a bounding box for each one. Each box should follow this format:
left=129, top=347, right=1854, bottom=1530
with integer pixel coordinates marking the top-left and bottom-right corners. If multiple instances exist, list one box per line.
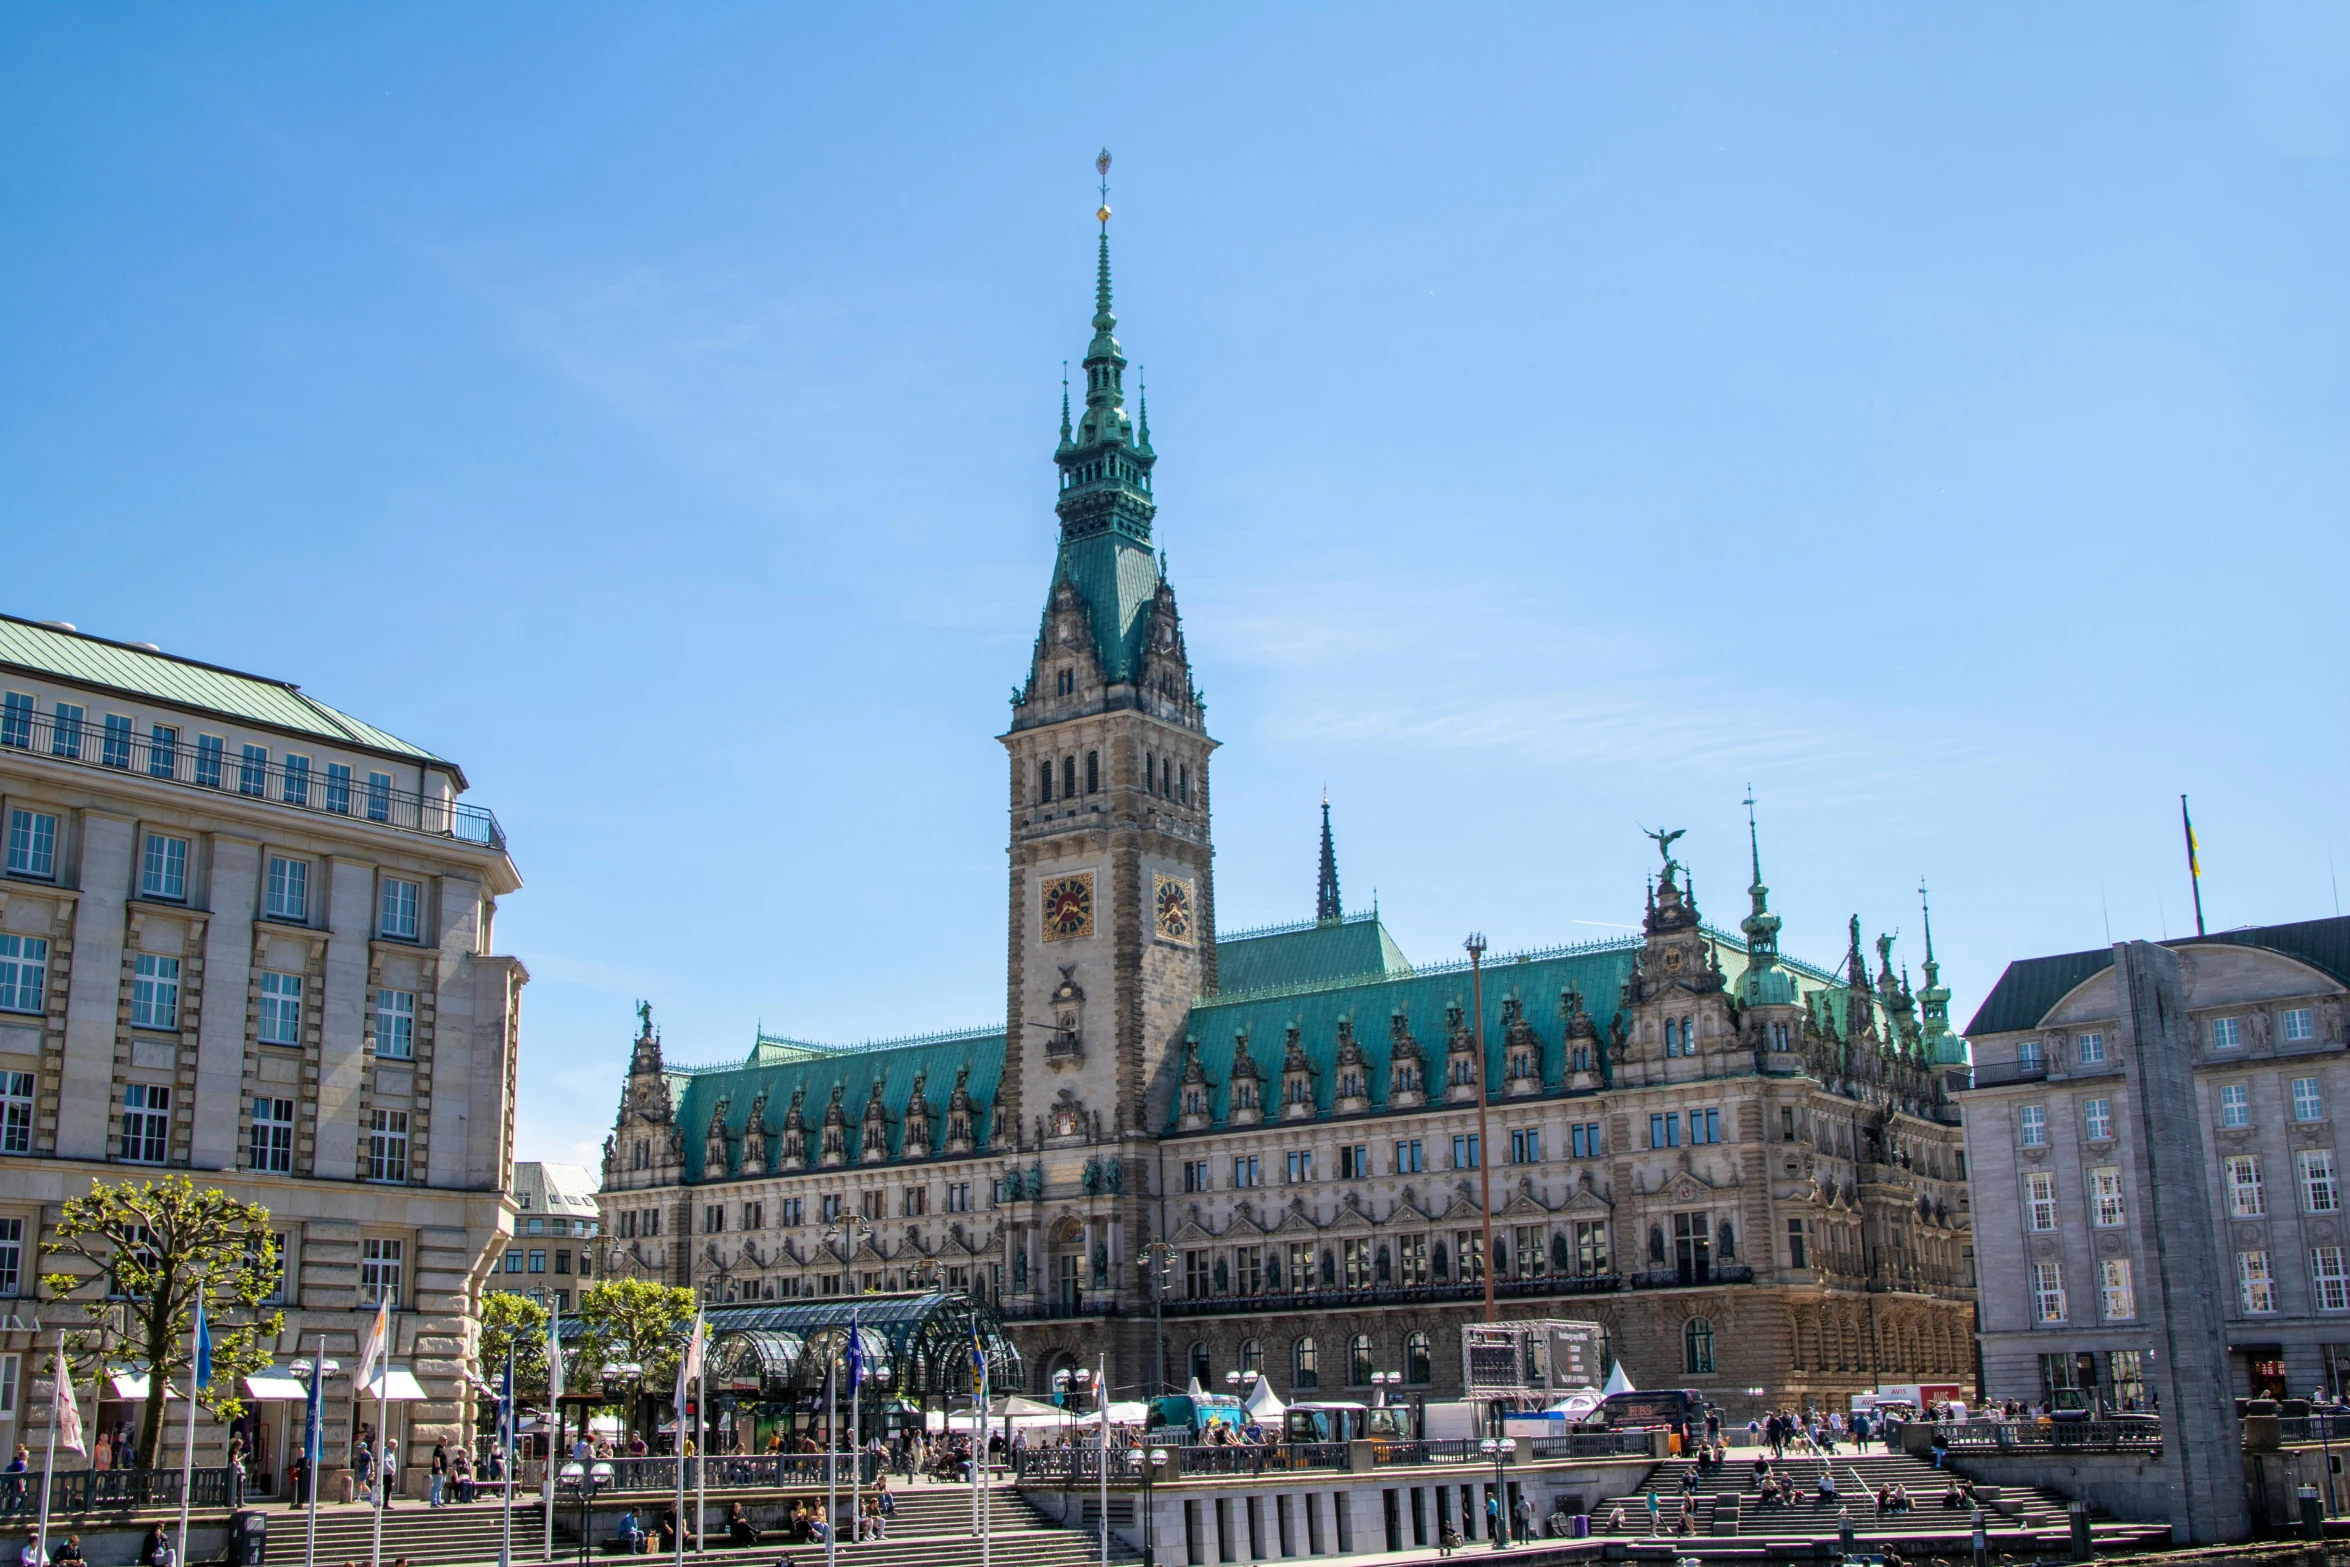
left=0, top=706, right=502, bottom=851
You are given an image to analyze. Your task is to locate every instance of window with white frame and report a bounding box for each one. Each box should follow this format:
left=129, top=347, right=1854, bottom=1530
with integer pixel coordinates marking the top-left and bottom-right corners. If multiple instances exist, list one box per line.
left=361, top=1237, right=403, bottom=1306
left=367, top=1110, right=409, bottom=1183
left=2076, top=1031, right=2107, bottom=1064
left=2090, top=1166, right=2127, bottom=1227
left=131, top=954, right=180, bottom=1032
left=194, top=736, right=224, bottom=789
left=140, top=834, right=188, bottom=901
left=0, top=692, right=28, bottom=750
left=120, top=1084, right=170, bottom=1164
left=2227, top=1154, right=2266, bottom=1216
left=2101, top=1258, right=2135, bottom=1320
left=259, top=1231, right=289, bottom=1304
left=258, top=971, right=304, bottom=1045
left=0, top=937, right=44, bottom=1015
left=2083, top=1097, right=2113, bottom=1141
left=6, top=809, right=57, bottom=879
left=2285, top=1009, right=2317, bottom=1043
left=282, top=755, right=310, bottom=806
left=366, top=772, right=392, bottom=822
left=2018, top=1105, right=2048, bottom=1147
left=374, top=990, right=416, bottom=1060
left=2297, top=1078, right=2326, bottom=1122
left=2032, top=1261, right=2066, bottom=1323
left=148, top=724, right=178, bottom=780
left=2212, top=1016, right=2243, bottom=1049
left=238, top=745, right=267, bottom=796
left=265, top=857, right=309, bottom=922
left=250, top=1097, right=294, bottom=1173
left=49, top=704, right=83, bottom=760
left=2018, top=1039, right=2045, bottom=1072
left=2240, top=1250, right=2278, bottom=1313
left=379, top=877, right=421, bottom=940
left=100, top=715, right=132, bottom=769
left=2303, top=1150, right=2340, bottom=1214
left=1, top=1072, right=31, bottom=1155
left=0, top=1216, right=21, bottom=1295
left=0, top=1352, right=14, bottom=1422
left=323, top=763, right=352, bottom=815
left=2318, top=1246, right=2350, bottom=1312
left=2026, top=1171, right=2058, bottom=1232
left=2221, top=1083, right=2251, bottom=1128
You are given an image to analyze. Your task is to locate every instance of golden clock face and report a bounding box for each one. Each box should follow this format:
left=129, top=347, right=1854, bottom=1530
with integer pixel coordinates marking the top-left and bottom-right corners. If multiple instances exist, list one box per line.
left=1041, top=873, right=1095, bottom=941
left=1154, top=874, right=1194, bottom=945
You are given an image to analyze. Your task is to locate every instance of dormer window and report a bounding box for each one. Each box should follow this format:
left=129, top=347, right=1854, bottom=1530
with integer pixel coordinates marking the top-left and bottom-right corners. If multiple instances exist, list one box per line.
left=1057, top=668, right=1075, bottom=697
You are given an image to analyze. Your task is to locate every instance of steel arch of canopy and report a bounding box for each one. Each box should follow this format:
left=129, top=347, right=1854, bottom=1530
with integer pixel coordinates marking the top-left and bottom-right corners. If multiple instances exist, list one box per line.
left=560, top=1292, right=1021, bottom=1401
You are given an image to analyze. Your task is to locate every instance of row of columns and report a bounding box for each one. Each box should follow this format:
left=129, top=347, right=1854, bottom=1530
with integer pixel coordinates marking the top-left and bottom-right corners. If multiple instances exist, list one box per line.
left=1169, top=1479, right=1525, bottom=1564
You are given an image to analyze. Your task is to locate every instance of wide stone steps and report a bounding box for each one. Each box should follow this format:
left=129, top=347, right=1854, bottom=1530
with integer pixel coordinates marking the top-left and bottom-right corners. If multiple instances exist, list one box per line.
left=1591, top=1451, right=2089, bottom=1538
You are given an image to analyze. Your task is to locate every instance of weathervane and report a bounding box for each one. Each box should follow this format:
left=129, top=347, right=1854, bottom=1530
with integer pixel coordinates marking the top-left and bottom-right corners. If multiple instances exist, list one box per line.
left=1096, top=148, right=1113, bottom=229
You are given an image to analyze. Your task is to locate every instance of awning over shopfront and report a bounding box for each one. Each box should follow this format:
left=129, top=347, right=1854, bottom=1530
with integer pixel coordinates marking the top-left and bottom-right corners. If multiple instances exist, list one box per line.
left=107, top=1371, right=179, bottom=1400
left=244, top=1373, right=311, bottom=1402
left=359, top=1370, right=428, bottom=1402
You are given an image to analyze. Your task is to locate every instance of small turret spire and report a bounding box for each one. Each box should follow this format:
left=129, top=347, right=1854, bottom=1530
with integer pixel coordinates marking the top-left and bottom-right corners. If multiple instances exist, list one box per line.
left=1137, top=367, right=1152, bottom=455
left=1316, top=793, right=1343, bottom=924
left=1058, top=362, right=1072, bottom=452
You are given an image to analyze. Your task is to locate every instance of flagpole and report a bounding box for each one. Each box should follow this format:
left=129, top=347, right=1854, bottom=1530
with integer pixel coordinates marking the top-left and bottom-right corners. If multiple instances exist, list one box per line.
left=1095, top=1354, right=1108, bottom=1567
left=824, top=1363, right=837, bottom=1567
left=2182, top=794, right=2207, bottom=937
left=544, top=1306, right=562, bottom=1567
left=673, top=1375, right=685, bottom=1567
left=34, top=1339, right=66, bottom=1567
left=304, top=1335, right=324, bottom=1567
left=501, top=1340, right=515, bottom=1567
left=178, top=1289, right=208, bottom=1567
left=371, top=1374, right=386, bottom=1567
left=694, top=1353, right=706, bottom=1560
left=848, top=1315, right=861, bottom=1549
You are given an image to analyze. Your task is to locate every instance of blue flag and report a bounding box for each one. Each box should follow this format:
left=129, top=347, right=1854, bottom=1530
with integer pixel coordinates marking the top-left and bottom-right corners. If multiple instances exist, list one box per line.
left=845, top=1311, right=864, bottom=1389
left=502, top=1341, right=516, bottom=1445
left=304, top=1355, right=323, bottom=1463
left=193, top=1300, right=213, bottom=1392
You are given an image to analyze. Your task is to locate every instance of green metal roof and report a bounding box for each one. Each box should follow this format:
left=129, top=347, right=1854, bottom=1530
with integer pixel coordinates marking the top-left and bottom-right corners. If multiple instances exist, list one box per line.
left=1963, top=915, right=2350, bottom=1037
left=1215, top=911, right=1415, bottom=997
left=0, top=613, right=448, bottom=769
left=1047, top=531, right=1161, bottom=685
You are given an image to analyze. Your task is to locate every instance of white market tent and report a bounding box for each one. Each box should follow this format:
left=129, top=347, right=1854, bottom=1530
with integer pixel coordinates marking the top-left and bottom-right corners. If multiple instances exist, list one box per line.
left=1242, top=1378, right=1285, bottom=1421
left=1601, top=1363, right=1635, bottom=1397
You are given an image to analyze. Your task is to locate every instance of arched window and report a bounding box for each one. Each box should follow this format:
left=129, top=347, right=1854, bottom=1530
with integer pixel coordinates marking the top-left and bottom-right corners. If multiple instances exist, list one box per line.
left=1188, top=1342, right=1212, bottom=1387
left=1062, top=756, right=1077, bottom=799
left=1292, top=1336, right=1318, bottom=1389
left=1349, top=1334, right=1375, bottom=1386
left=1663, top=1019, right=1678, bottom=1054
left=1038, top=761, right=1053, bottom=803
left=1085, top=751, right=1099, bottom=793
left=1684, top=1317, right=1716, bottom=1375
left=1239, top=1339, right=1263, bottom=1375
left=1404, top=1331, right=1431, bottom=1386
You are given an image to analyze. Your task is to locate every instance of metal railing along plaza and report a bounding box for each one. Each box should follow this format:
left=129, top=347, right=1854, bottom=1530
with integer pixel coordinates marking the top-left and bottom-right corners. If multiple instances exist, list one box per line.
left=1937, top=1419, right=2161, bottom=1454
left=575, top=1453, right=884, bottom=1493
left=37, top=1466, right=240, bottom=1512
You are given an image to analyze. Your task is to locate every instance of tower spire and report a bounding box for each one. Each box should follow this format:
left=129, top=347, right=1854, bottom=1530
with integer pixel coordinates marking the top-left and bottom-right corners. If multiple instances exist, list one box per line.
left=1316, top=793, right=1343, bottom=924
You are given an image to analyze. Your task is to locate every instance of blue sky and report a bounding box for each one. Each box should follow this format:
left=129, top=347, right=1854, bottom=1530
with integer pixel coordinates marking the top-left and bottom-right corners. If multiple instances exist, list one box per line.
left=4, top=6, right=2345, bottom=1171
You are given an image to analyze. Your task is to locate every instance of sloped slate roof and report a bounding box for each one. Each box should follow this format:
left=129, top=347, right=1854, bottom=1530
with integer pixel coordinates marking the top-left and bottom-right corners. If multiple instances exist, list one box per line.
left=1215, top=913, right=1414, bottom=997
left=0, top=612, right=445, bottom=765
left=1962, top=915, right=2350, bottom=1037
left=1051, top=532, right=1159, bottom=684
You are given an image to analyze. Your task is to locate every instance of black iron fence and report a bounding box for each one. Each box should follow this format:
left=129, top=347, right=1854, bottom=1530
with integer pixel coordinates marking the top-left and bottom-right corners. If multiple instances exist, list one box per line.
left=1939, top=1420, right=2160, bottom=1454
left=1529, top=1430, right=1655, bottom=1459
left=1371, top=1439, right=1481, bottom=1467
left=1154, top=1268, right=1757, bottom=1319
left=564, top=1453, right=881, bottom=1493
left=43, top=1467, right=239, bottom=1512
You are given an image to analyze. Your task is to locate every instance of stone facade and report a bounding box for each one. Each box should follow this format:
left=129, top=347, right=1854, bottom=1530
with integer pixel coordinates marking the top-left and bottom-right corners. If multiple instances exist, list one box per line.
left=1961, top=917, right=2350, bottom=1421
left=0, top=617, right=524, bottom=1493
left=594, top=218, right=1978, bottom=1421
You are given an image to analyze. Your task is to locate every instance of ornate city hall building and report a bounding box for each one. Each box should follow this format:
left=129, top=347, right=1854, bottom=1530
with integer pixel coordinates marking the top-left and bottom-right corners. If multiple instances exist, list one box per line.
left=596, top=217, right=1978, bottom=1418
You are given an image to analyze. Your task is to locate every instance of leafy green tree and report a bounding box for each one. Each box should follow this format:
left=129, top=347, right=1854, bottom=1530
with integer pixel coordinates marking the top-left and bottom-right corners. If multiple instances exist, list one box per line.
left=575, top=1278, right=697, bottom=1444
left=478, top=1289, right=552, bottom=1401
left=41, top=1175, right=286, bottom=1470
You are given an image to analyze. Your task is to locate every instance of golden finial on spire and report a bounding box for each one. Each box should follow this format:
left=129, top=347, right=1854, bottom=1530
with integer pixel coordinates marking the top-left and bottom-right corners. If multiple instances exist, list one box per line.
left=1096, top=148, right=1113, bottom=227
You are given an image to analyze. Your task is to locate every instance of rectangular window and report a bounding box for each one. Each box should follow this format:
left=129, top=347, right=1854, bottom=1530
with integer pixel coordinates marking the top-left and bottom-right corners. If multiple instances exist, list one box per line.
left=0, top=936, right=50, bottom=1014
left=131, top=953, right=180, bottom=1031
left=940, top=1185, right=966, bottom=1215
left=374, top=989, right=416, bottom=1060
left=2031, top=1260, right=2066, bottom=1323
left=101, top=714, right=133, bottom=769
left=1, top=1072, right=32, bottom=1155
left=0, top=1216, right=21, bottom=1295
left=1184, top=1250, right=1208, bottom=1299
left=140, top=834, right=188, bottom=901
left=504, top=1248, right=524, bottom=1272
left=6, top=810, right=57, bottom=879
left=1689, top=1108, right=1722, bottom=1145
left=282, top=755, right=310, bottom=806
left=1286, top=1149, right=1314, bottom=1183
left=2018, top=1104, right=2047, bottom=1147
left=1455, top=1230, right=1484, bottom=1284
left=2228, top=1155, right=2266, bottom=1216
left=860, top=1190, right=884, bottom=1221
left=820, top=1194, right=842, bottom=1222
left=1511, top=1225, right=1545, bottom=1279
left=2018, top=1038, right=2045, bottom=1072
left=194, top=735, right=224, bottom=789
left=2304, top=1150, right=2340, bottom=1214
left=900, top=1186, right=925, bottom=1217
left=1650, top=1112, right=1681, bottom=1149
left=2286, top=1009, right=2317, bottom=1043
left=1234, top=1154, right=1262, bottom=1187
left=1394, top=1139, right=1422, bottom=1175
left=0, top=692, right=29, bottom=750
left=2076, top=1031, right=2107, bottom=1064
left=238, top=745, right=268, bottom=797
left=249, top=1097, right=294, bottom=1173
left=745, top=1201, right=765, bottom=1229
left=323, top=762, right=352, bottom=815
left=2089, top=1166, right=2126, bottom=1227
left=367, top=1110, right=409, bottom=1183
left=120, top=1084, right=170, bottom=1164
left=1509, top=1128, right=1541, bottom=1164
left=50, top=703, right=83, bottom=759
left=1339, top=1143, right=1368, bottom=1179
left=2296, top=1078, right=2326, bottom=1122
left=1451, top=1133, right=1479, bottom=1169
left=2213, top=1016, right=2243, bottom=1049
left=265, top=857, right=308, bottom=921
left=2221, top=1083, right=2251, bottom=1128
left=1785, top=1217, right=1808, bottom=1269
left=2317, top=1247, right=2350, bottom=1312
left=2101, top=1258, right=2135, bottom=1321
left=379, top=877, right=420, bottom=940
left=147, top=724, right=178, bottom=780
left=2083, top=1097, right=2113, bottom=1141
left=2026, top=1170, right=2058, bottom=1232
left=1182, top=1159, right=1209, bottom=1193
left=1570, top=1122, right=1602, bottom=1159
left=2240, top=1250, right=2278, bottom=1313
left=258, top=971, right=304, bottom=1045
left=1393, top=1234, right=1427, bottom=1286
left=529, top=1250, right=547, bottom=1273
left=361, top=1238, right=402, bottom=1306
left=1574, top=1219, right=1610, bottom=1277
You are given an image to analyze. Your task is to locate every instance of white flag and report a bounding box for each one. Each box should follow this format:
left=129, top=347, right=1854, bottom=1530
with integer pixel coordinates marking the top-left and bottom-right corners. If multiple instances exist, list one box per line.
left=545, top=1304, right=564, bottom=1402
left=52, top=1349, right=85, bottom=1456
left=675, top=1312, right=706, bottom=1415
left=356, top=1295, right=390, bottom=1394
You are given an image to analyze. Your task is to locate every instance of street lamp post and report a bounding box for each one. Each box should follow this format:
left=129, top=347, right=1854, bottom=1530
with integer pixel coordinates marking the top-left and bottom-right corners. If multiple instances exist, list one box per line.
left=558, top=1459, right=616, bottom=1567
left=1143, top=1447, right=1169, bottom=1567
left=1223, top=1369, right=1261, bottom=1435
left=1466, top=933, right=1496, bottom=1322
left=1475, top=1436, right=1517, bottom=1549
left=1137, top=1242, right=1174, bottom=1397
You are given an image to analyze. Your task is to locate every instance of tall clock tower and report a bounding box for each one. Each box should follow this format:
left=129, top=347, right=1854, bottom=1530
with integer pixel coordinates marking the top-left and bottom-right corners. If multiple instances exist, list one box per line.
left=1000, top=204, right=1214, bottom=1160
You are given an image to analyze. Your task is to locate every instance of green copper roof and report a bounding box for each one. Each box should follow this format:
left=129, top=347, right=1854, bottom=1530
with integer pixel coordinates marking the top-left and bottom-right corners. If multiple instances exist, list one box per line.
left=1216, top=911, right=1414, bottom=997
left=1045, top=532, right=1163, bottom=685
left=0, top=612, right=448, bottom=768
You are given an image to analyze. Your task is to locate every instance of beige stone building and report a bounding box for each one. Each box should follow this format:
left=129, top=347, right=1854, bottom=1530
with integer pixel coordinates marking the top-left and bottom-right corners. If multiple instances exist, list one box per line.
left=591, top=221, right=1978, bottom=1423
left=0, top=615, right=524, bottom=1493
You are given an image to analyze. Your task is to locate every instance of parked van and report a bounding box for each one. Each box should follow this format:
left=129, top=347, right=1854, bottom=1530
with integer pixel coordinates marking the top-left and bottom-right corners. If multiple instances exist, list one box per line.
left=1283, top=1403, right=1412, bottom=1443
left=1588, top=1390, right=1708, bottom=1441
left=1146, top=1392, right=1245, bottom=1437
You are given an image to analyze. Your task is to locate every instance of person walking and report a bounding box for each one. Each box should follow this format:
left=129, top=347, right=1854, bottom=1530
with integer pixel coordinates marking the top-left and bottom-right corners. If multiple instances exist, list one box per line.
left=428, top=1442, right=447, bottom=1508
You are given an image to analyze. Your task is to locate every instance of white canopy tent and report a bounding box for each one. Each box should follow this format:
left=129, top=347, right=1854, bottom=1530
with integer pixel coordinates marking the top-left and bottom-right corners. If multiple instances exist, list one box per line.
left=1601, top=1362, right=1635, bottom=1397
left=1242, top=1378, right=1285, bottom=1421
